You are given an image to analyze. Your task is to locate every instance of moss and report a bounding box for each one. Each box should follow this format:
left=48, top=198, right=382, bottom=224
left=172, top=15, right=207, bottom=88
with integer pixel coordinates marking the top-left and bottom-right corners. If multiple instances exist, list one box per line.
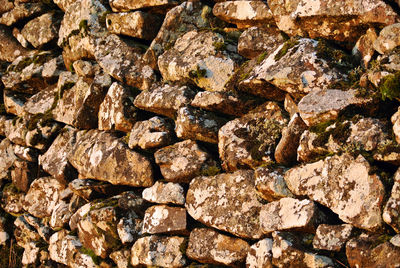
left=179, top=239, right=188, bottom=255
left=316, top=39, right=354, bottom=72
left=79, top=19, right=89, bottom=33
left=26, top=111, right=54, bottom=131
left=379, top=71, right=400, bottom=101
left=212, top=41, right=226, bottom=51
left=274, top=38, right=299, bottom=61
left=0, top=104, right=6, bottom=114
left=256, top=51, right=268, bottom=64
left=370, top=234, right=392, bottom=249
left=309, top=120, right=335, bottom=134
left=189, top=65, right=207, bottom=79
left=6, top=52, right=54, bottom=73
left=80, top=247, right=100, bottom=265
left=200, top=165, right=221, bottom=176
left=59, top=81, right=75, bottom=99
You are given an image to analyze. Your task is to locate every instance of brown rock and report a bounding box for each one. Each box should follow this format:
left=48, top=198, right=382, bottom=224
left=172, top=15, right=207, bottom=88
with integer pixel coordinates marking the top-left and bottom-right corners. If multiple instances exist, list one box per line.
left=110, top=0, right=179, bottom=12
left=374, top=23, right=400, bottom=54
left=23, top=84, right=57, bottom=116
left=142, top=205, right=187, bottom=235
left=313, top=224, right=353, bottom=252
left=0, top=24, right=30, bottom=62
left=0, top=138, right=16, bottom=179
left=383, top=168, right=400, bottom=233
left=69, top=179, right=124, bottom=201
left=13, top=144, right=38, bottom=162
left=110, top=249, right=131, bottom=268
left=0, top=0, right=14, bottom=16
left=0, top=2, right=47, bottom=26
left=353, top=28, right=378, bottom=68
left=11, top=159, right=37, bottom=192
left=1, top=183, right=25, bottom=215
left=21, top=12, right=61, bottom=48
left=117, top=215, right=142, bottom=244
left=3, top=90, right=28, bottom=117
left=142, top=181, right=185, bottom=205
left=49, top=201, right=72, bottom=230
left=255, top=166, right=294, bottom=202
left=246, top=238, right=273, bottom=268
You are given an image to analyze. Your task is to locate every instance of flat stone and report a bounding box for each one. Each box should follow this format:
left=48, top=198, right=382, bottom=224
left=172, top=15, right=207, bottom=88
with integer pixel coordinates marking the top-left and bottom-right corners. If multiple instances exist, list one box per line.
left=246, top=238, right=273, bottom=268
left=72, top=60, right=101, bottom=78
left=374, top=23, right=400, bottom=54
left=187, top=228, right=250, bottom=266
left=142, top=181, right=185, bottom=205
left=0, top=138, right=16, bottom=179
left=142, top=205, right=187, bottom=235
left=50, top=201, right=72, bottom=230
left=23, top=214, right=53, bottom=243
left=53, top=0, right=76, bottom=12
left=313, top=224, right=353, bottom=252
left=110, top=0, right=179, bottom=12
left=14, top=216, right=41, bottom=247
left=383, top=168, right=400, bottom=233
left=0, top=25, right=30, bottom=62
left=255, top=166, right=294, bottom=202
left=0, top=2, right=47, bottom=26
left=154, top=140, right=219, bottom=183
left=21, top=12, right=61, bottom=48
left=186, top=170, right=264, bottom=239
left=69, top=179, right=124, bottom=201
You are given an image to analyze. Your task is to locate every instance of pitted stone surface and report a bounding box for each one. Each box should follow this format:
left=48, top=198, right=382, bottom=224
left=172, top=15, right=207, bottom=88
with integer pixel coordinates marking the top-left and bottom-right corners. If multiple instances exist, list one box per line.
left=142, top=205, right=187, bottom=235
left=0, top=2, right=47, bottom=26
left=142, top=181, right=185, bottom=205
left=0, top=138, right=16, bottom=179
left=313, top=224, right=353, bottom=251
left=374, top=23, right=400, bottom=54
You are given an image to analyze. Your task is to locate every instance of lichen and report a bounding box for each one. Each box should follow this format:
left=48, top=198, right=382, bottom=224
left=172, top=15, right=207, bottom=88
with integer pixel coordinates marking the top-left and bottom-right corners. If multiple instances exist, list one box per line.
left=6, top=52, right=54, bottom=73
left=379, top=71, right=400, bottom=101
left=80, top=247, right=100, bottom=265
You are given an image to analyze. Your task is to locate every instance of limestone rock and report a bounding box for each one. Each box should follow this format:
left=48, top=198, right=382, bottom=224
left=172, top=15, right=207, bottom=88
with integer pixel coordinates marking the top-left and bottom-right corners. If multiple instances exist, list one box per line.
left=21, top=12, right=61, bottom=48
left=392, top=105, right=400, bottom=144
left=130, top=235, right=187, bottom=267
left=218, top=102, right=287, bottom=171
left=383, top=168, right=400, bottom=233
left=117, top=215, right=142, bottom=244
left=110, top=249, right=131, bottom=268
left=155, top=140, right=219, bottom=183
left=1, top=183, right=25, bottom=215
left=246, top=238, right=273, bottom=268
left=14, top=216, right=41, bottom=247
left=69, top=179, right=125, bottom=201
left=0, top=25, right=30, bottom=62
left=313, top=224, right=353, bottom=252
left=142, top=205, right=187, bottom=235
left=72, top=60, right=101, bottom=78
left=23, top=214, right=53, bottom=243
left=23, top=84, right=57, bottom=116
left=12, top=27, right=29, bottom=48
left=0, top=0, right=14, bottom=16
left=142, top=181, right=185, bottom=205
left=110, top=0, right=179, bottom=12
left=128, top=116, right=174, bottom=150
left=255, top=166, right=294, bottom=202
left=133, top=83, right=196, bottom=118
left=53, top=0, right=76, bottom=12
left=353, top=28, right=377, bottom=68
left=68, top=130, right=154, bottom=187
left=50, top=201, right=72, bottom=230
left=22, top=242, right=40, bottom=265
left=285, top=153, right=385, bottom=231
left=187, top=228, right=250, bottom=266
left=13, top=144, right=38, bottom=162
left=0, top=138, right=16, bottom=179
left=186, top=170, right=264, bottom=239
left=3, top=90, right=28, bottom=117
left=11, top=159, right=37, bottom=192
left=374, top=23, right=400, bottom=54
left=0, top=2, right=47, bottom=26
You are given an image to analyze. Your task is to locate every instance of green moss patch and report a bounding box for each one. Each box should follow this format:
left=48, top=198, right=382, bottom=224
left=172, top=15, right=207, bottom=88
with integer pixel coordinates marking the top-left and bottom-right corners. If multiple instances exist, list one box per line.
left=379, top=71, right=400, bottom=101
left=274, top=38, right=299, bottom=61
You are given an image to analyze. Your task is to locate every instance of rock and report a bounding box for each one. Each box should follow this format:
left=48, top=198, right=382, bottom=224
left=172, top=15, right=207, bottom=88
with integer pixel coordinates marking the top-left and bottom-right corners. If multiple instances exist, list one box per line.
left=218, top=102, right=288, bottom=171
left=238, top=26, right=286, bottom=59
left=0, top=25, right=30, bottom=62
left=1, top=183, right=25, bottom=215
left=0, top=217, right=9, bottom=245
left=0, top=2, right=47, bottom=26
left=133, top=83, right=196, bottom=118
left=142, top=205, right=187, bottom=235
left=353, top=28, right=377, bottom=68
left=246, top=238, right=273, bottom=268
left=128, top=116, right=174, bottom=150
left=21, top=12, right=61, bottom=48
left=393, top=106, right=400, bottom=145
left=158, top=30, right=242, bottom=92
left=11, top=159, right=37, bottom=192
left=176, top=106, right=228, bottom=144
left=110, top=0, right=179, bottom=12
left=13, top=144, right=38, bottom=162
left=3, top=90, right=28, bottom=116
left=53, top=0, right=76, bottom=12
left=98, top=82, right=137, bottom=132
left=374, top=23, right=400, bottom=54
left=186, top=170, right=264, bottom=239
left=142, top=181, right=185, bottom=205
left=130, top=235, right=187, bottom=267
left=23, top=84, right=57, bottom=116
left=383, top=168, right=400, bottom=233
left=154, top=140, right=219, bottom=183
left=72, top=60, right=101, bottom=78
left=213, top=1, right=274, bottom=29
left=110, top=249, right=131, bottom=268
left=285, top=153, right=385, bottom=231
left=69, top=179, right=124, bottom=201
left=106, top=11, right=162, bottom=40
left=12, top=27, right=29, bottom=48
left=255, top=166, right=294, bottom=202
left=22, top=177, right=65, bottom=218
left=68, top=130, right=154, bottom=187
left=50, top=201, right=72, bottom=230
left=117, top=215, right=142, bottom=244
left=14, top=216, right=41, bottom=247
left=187, top=228, right=250, bottom=266
left=313, top=224, right=353, bottom=252
left=391, top=234, right=400, bottom=247
left=0, top=138, right=16, bottom=179
left=0, top=0, right=14, bottom=16
left=23, top=214, right=52, bottom=243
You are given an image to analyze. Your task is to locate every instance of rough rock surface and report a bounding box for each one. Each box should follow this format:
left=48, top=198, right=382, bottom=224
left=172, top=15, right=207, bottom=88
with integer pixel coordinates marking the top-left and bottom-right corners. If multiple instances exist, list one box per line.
left=21, top=12, right=61, bottom=48
left=246, top=238, right=273, bottom=268
left=313, top=224, right=353, bottom=251
left=374, top=23, right=400, bottom=54
left=255, top=166, right=294, bottom=202
left=0, top=2, right=47, bottom=26
left=142, top=181, right=185, bottom=205
left=142, top=205, right=187, bottom=235
left=110, top=0, right=179, bottom=12
left=383, top=168, right=400, bottom=232
left=0, top=138, right=16, bottom=179
left=0, top=25, right=30, bottom=62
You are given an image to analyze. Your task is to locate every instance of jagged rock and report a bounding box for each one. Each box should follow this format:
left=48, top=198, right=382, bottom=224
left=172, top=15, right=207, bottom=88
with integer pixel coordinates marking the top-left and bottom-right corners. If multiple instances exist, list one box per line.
left=69, top=203, right=91, bottom=231
left=142, top=181, right=185, bottom=205
left=238, top=26, right=286, bottom=59
left=11, top=159, right=37, bottom=192
left=134, top=83, right=196, bottom=118
left=23, top=84, right=57, bottom=116
left=110, top=249, right=131, bottom=268
left=13, top=144, right=38, bottom=162
left=353, top=28, right=377, bottom=68
left=255, top=166, right=294, bottom=202
left=117, top=191, right=146, bottom=214
left=1, top=183, right=25, bottom=215
left=69, top=179, right=124, bottom=201
left=154, top=140, right=219, bottom=183
left=128, top=116, right=174, bottom=150
left=22, top=242, right=40, bottom=265
left=0, top=116, right=6, bottom=136
left=0, top=217, right=9, bottom=245
left=374, top=23, right=400, bottom=54
left=117, top=215, right=142, bottom=244
left=186, top=170, right=264, bottom=239
left=219, top=102, right=287, bottom=171
left=23, top=214, right=52, bottom=243
left=0, top=25, right=29, bottom=62
left=22, top=177, right=65, bottom=218
left=72, top=60, right=101, bottom=78
left=268, top=0, right=399, bottom=42
left=246, top=238, right=273, bottom=268
left=240, top=38, right=347, bottom=97
left=383, top=168, right=400, bottom=233
left=21, top=12, right=61, bottom=48
left=142, top=205, right=187, bottom=235
left=272, top=231, right=335, bottom=268
left=94, top=34, right=156, bottom=91
left=313, top=224, right=353, bottom=251
left=14, top=216, right=41, bottom=247
left=0, top=2, right=47, bottom=26
left=392, top=107, right=400, bottom=144
left=98, top=82, right=137, bottom=132
left=0, top=138, right=16, bottom=179
left=285, top=153, right=385, bottom=231
left=3, top=90, right=28, bottom=116
left=187, top=228, right=250, bottom=266
left=110, top=0, right=179, bottom=12
left=213, top=1, right=274, bottom=29
left=176, top=106, right=228, bottom=144
left=50, top=201, right=72, bottom=230
left=106, top=11, right=162, bottom=40
left=158, top=30, right=242, bottom=92
left=130, top=235, right=187, bottom=267
left=68, top=130, right=154, bottom=187
left=0, top=0, right=14, bottom=15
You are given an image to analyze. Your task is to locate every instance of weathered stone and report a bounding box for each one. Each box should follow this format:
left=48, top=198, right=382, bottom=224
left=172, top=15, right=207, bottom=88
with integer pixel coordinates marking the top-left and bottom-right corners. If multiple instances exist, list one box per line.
left=117, top=214, right=142, bottom=244
left=0, top=217, right=9, bottom=245
left=0, top=0, right=14, bottom=16
left=353, top=28, right=377, bottom=68
left=246, top=238, right=273, bottom=268
left=14, top=216, right=41, bottom=247
left=128, top=116, right=174, bottom=150
left=11, top=159, right=37, bottom=192
left=391, top=234, right=400, bottom=247
left=255, top=166, right=294, bottom=202
left=313, top=224, right=353, bottom=252
left=21, top=12, right=61, bottom=48
left=98, top=82, right=137, bottom=132
left=106, top=11, right=162, bottom=40
left=176, top=106, right=228, bottom=144
left=22, top=242, right=40, bottom=266
left=23, top=177, right=65, bottom=218
left=158, top=30, right=242, bottom=92
left=383, top=168, right=400, bottom=233
left=142, top=181, right=185, bottom=205
left=49, top=201, right=72, bottom=230
left=155, top=140, right=219, bottom=183
left=238, top=26, right=286, bottom=59
left=130, top=235, right=187, bottom=267
left=110, top=0, right=179, bottom=12
left=69, top=179, right=125, bottom=201
left=23, top=84, right=57, bottom=116
left=0, top=138, right=16, bottom=179
left=110, top=249, right=131, bottom=268
left=23, top=214, right=52, bottom=243
left=374, top=23, right=400, bottom=54
left=392, top=107, right=400, bottom=144
left=53, top=0, right=76, bottom=12
left=69, top=203, right=91, bottom=231
left=213, top=1, right=274, bottom=29
left=0, top=25, right=30, bottom=62
left=186, top=170, right=264, bottom=239
left=12, top=27, right=29, bottom=48
left=142, top=205, right=187, bottom=235
left=219, top=102, right=288, bottom=171
left=0, top=2, right=47, bottom=26
left=68, top=130, right=154, bottom=187
left=13, top=144, right=38, bottom=162
left=1, top=183, right=25, bottom=215
left=3, top=90, right=28, bottom=116
left=285, top=153, right=385, bottom=231
left=187, top=228, right=250, bottom=266
left=72, top=60, right=101, bottom=78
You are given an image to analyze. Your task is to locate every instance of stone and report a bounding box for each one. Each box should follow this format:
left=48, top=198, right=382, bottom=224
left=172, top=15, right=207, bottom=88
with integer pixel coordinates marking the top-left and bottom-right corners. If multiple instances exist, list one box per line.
left=187, top=228, right=250, bottom=266
left=238, top=26, right=286, bottom=59
left=246, top=238, right=273, bottom=268
left=14, top=216, right=41, bottom=247
left=158, top=30, right=242, bottom=92
left=110, top=249, right=131, bottom=268
left=23, top=177, right=65, bottom=218
left=154, top=140, right=219, bottom=183
left=0, top=138, right=16, bottom=179
left=110, top=0, right=179, bottom=12
left=391, top=234, right=400, bottom=247
left=106, top=11, right=162, bottom=40
left=128, top=116, right=174, bottom=150
left=218, top=102, right=288, bottom=171
left=353, top=28, right=378, bottom=68
left=68, top=130, right=154, bottom=187
left=176, top=106, right=228, bottom=144
left=186, top=170, right=264, bottom=239
left=21, top=12, right=61, bottom=48
left=1, top=183, right=25, bottom=215
left=0, top=217, right=9, bottom=245
left=130, top=235, right=187, bottom=267
left=11, top=159, right=37, bottom=192
left=23, top=214, right=53, bottom=243
left=12, top=27, right=29, bottom=48
left=72, top=60, right=101, bottom=78
left=0, top=25, right=30, bottom=62
left=383, top=168, right=400, bottom=233
left=13, top=144, right=38, bottom=163
left=53, top=0, right=76, bottom=12
left=313, top=224, right=353, bottom=252
left=69, top=179, right=124, bottom=201
left=142, top=181, right=185, bottom=205
left=213, top=1, right=274, bottom=29
left=22, top=242, right=40, bottom=265
left=98, top=82, right=137, bottom=132
left=133, top=83, right=196, bottom=118
left=0, top=0, right=14, bottom=16
left=0, top=2, right=47, bottom=26
left=374, top=23, right=400, bottom=54
left=23, top=84, right=57, bottom=116
left=142, top=205, right=187, bottom=235
left=117, top=215, right=142, bottom=244
left=3, top=90, right=28, bottom=117
left=392, top=107, right=400, bottom=144
left=255, top=166, right=294, bottom=202
left=285, top=153, right=385, bottom=231
left=50, top=201, right=72, bottom=230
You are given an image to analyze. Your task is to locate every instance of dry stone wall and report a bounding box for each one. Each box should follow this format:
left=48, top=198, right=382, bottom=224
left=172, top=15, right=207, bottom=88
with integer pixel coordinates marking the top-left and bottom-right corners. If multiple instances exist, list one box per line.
left=2, top=0, right=400, bottom=267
